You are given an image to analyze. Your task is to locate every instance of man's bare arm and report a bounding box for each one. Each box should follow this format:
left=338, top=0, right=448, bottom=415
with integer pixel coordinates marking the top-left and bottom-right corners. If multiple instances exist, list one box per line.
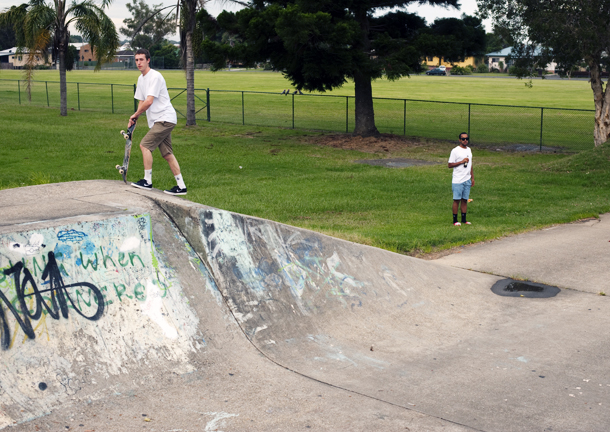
left=129, top=95, right=155, bottom=126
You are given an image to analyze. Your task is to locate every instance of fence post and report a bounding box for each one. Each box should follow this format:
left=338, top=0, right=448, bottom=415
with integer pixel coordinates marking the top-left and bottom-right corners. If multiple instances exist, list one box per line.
left=403, top=99, right=406, bottom=135
left=46, top=81, right=49, bottom=107
left=111, top=84, right=114, bottom=114
left=292, top=93, right=295, bottom=129
left=242, top=91, right=245, bottom=125
left=18, top=80, right=21, bottom=105
left=540, top=107, right=544, bottom=151
left=77, top=82, right=80, bottom=111
left=468, top=104, right=471, bottom=137
left=133, top=84, right=137, bottom=112
left=345, top=96, right=349, bottom=133
left=207, top=88, right=210, bottom=122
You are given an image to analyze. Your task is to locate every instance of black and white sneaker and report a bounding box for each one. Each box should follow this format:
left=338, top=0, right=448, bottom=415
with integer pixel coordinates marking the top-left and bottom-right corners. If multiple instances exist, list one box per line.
left=131, top=179, right=152, bottom=190
left=164, top=186, right=187, bottom=196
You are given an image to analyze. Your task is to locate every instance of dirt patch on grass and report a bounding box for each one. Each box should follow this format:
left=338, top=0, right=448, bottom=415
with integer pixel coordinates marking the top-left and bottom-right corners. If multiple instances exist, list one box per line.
left=303, top=133, right=571, bottom=155
left=304, top=133, right=438, bottom=154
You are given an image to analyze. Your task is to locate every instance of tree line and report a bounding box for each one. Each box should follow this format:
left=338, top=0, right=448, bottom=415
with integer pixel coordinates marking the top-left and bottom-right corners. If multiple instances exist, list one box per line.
left=1, top=0, right=609, bottom=145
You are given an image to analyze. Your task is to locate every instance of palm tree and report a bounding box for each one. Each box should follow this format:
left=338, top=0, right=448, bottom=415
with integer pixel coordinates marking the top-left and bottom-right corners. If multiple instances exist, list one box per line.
left=131, top=0, right=247, bottom=126
left=130, top=0, right=208, bottom=126
left=0, top=0, right=119, bottom=116
left=178, top=0, right=201, bottom=126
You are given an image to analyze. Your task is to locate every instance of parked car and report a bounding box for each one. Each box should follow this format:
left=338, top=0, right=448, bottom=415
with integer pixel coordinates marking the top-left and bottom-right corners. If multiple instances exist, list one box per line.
left=426, top=68, right=447, bottom=76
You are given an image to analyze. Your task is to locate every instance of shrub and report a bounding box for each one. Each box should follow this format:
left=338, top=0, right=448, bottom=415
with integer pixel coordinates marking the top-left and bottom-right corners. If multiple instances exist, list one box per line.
left=476, top=64, right=489, bottom=73
left=450, top=65, right=472, bottom=75
left=466, top=64, right=476, bottom=73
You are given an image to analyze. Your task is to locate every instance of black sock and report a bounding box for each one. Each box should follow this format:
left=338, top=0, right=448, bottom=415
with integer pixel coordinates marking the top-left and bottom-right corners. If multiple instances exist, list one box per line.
left=461, top=213, right=467, bottom=223
left=453, top=214, right=458, bottom=223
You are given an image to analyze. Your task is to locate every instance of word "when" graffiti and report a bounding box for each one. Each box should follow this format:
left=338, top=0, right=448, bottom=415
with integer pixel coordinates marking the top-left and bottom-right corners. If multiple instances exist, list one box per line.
left=0, top=251, right=105, bottom=350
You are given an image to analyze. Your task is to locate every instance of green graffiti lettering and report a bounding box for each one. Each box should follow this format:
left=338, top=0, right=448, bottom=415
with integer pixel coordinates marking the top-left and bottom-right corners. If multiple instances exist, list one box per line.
left=80, top=252, right=98, bottom=270
left=100, top=247, right=116, bottom=269
left=58, top=263, right=70, bottom=277
left=118, top=252, right=129, bottom=267
left=154, top=276, right=170, bottom=299
left=99, top=286, right=114, bottom=306
left=134, top=283, right=146, bottom=301
left=75, top=288, right=94, bottom=310
left=32, top=256, right=45, bottom=278
left=114, top=283, right=133, bottom=302
left=128, top=253, right=144, bottom=267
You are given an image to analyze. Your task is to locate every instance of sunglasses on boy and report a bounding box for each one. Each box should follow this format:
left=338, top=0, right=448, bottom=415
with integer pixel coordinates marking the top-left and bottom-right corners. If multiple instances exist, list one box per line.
left=459, top=137, right=469, bottom=141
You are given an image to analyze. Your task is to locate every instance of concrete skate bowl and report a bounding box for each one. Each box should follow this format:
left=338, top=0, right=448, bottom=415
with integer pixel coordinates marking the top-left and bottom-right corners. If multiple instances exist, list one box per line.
left=1, top=181, right=609, bottom=431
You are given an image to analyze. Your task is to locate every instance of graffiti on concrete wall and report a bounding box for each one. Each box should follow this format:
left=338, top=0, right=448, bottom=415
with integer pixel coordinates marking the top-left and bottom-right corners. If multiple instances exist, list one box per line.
left=0, top=214, right=205, bottom=429
left=1, top=251, right=104, bottom=350
left=0, top=215, right=199, bottom=352
left=201, top=209, right=365, bottom=319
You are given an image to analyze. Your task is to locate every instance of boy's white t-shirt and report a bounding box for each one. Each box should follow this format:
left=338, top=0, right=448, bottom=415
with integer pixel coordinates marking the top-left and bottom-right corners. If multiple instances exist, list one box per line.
left=134, top=69, right=177, bottom=128
left=448, top=145, right=473, bottom=184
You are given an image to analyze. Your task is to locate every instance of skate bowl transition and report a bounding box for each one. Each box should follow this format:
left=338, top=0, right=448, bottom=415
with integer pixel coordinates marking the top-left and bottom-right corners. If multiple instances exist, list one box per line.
left=0, top=181, right=609, bottom=431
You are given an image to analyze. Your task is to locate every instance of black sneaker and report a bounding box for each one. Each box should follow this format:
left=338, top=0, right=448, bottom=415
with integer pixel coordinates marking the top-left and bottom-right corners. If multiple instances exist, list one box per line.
left=131, top=179, right=152, bottom=190
left=164, top=185, right=187, bottom=196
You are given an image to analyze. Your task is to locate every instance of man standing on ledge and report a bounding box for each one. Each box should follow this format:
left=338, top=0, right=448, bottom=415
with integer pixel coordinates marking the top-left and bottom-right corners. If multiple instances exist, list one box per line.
left=448, top=132, right=474, bottom=226
left=129, top=48, right=187, bottom=195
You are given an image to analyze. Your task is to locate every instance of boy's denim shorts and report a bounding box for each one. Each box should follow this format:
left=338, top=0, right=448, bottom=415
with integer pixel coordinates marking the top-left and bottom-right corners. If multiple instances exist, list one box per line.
left=452, top=179, right=472, bottom=200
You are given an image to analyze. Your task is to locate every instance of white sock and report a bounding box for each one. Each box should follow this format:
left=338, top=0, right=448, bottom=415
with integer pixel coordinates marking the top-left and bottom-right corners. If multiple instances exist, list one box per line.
left=175, top=174, right=186, bottom=189
left=144, top=170, right=152, bottom=184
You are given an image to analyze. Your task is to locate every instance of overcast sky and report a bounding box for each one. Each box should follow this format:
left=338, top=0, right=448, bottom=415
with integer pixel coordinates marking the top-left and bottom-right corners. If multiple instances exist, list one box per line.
left=0, top=0, right=491, bottom=41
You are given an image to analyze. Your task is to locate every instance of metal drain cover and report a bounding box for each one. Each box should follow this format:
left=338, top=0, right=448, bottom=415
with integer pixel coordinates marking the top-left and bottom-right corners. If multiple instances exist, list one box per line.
left=491, top=279, right=560, bottom=298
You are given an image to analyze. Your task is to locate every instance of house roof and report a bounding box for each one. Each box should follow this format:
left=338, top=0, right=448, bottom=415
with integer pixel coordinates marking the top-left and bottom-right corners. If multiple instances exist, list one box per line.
left=0, top=47, right=19, bottom=57
left=1, top=47, right=52, bottom=57
left=485, top=47, right=512, bottom=57
left=486, top=46, right=550, bottom=57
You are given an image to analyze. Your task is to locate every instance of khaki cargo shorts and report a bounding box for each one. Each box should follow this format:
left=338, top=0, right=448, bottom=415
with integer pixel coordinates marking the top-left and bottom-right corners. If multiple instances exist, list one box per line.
left=140, top=121, right=176, bottom=157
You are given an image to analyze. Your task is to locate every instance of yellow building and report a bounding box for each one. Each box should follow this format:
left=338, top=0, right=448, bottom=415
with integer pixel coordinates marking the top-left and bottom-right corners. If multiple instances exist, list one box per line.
left=424, top=56, right=477, bottom=69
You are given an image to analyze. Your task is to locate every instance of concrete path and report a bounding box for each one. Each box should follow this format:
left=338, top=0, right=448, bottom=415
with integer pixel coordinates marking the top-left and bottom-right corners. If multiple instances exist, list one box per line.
left=1, top=181, right=608, bottom=432
left=435, top=215, right=610, bottom=294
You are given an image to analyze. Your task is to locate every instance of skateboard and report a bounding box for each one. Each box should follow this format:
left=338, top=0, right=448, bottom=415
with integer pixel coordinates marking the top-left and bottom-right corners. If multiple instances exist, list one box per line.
left=116, top=120, right=136, bottom=184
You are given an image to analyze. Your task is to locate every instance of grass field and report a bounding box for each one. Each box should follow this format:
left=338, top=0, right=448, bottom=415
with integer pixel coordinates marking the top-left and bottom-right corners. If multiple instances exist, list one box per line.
left=0, top=69, right=596, bottom=150
left=0, top=68, right=596, bottom=108
left=1, top=103, right=609, bottom=256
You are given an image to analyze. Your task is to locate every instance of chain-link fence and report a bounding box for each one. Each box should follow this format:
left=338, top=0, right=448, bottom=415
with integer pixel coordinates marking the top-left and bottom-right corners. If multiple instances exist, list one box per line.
left=0, top=79, right=596, bottom=150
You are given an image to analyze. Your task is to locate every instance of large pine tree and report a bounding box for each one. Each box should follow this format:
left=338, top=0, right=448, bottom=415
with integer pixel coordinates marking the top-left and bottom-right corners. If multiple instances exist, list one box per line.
left=202, top=0, right=462, bottom=136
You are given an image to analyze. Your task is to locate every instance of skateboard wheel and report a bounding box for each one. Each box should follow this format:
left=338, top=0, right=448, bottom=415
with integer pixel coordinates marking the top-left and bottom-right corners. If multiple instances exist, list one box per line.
left=119, top=169, right=125, bottom=175
left=115, top=165, right=120, bottom=169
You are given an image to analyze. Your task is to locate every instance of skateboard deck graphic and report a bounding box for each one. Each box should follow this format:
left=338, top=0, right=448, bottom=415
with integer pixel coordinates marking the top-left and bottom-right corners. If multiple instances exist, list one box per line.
left=116, top=121, right=137, bottom=184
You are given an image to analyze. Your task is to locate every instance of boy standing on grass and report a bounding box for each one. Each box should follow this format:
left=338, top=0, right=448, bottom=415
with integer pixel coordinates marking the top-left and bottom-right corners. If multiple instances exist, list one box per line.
left=448, top=132, right=474, bottom=226
left=129, top=48, right=187, bottom=195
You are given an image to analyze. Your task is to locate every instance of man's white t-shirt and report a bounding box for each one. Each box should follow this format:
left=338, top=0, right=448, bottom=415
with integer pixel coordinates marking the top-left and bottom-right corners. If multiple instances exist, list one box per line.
left=448, top=145, right=473, bottom=184
left=134, top=69, right=177, bottom=128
